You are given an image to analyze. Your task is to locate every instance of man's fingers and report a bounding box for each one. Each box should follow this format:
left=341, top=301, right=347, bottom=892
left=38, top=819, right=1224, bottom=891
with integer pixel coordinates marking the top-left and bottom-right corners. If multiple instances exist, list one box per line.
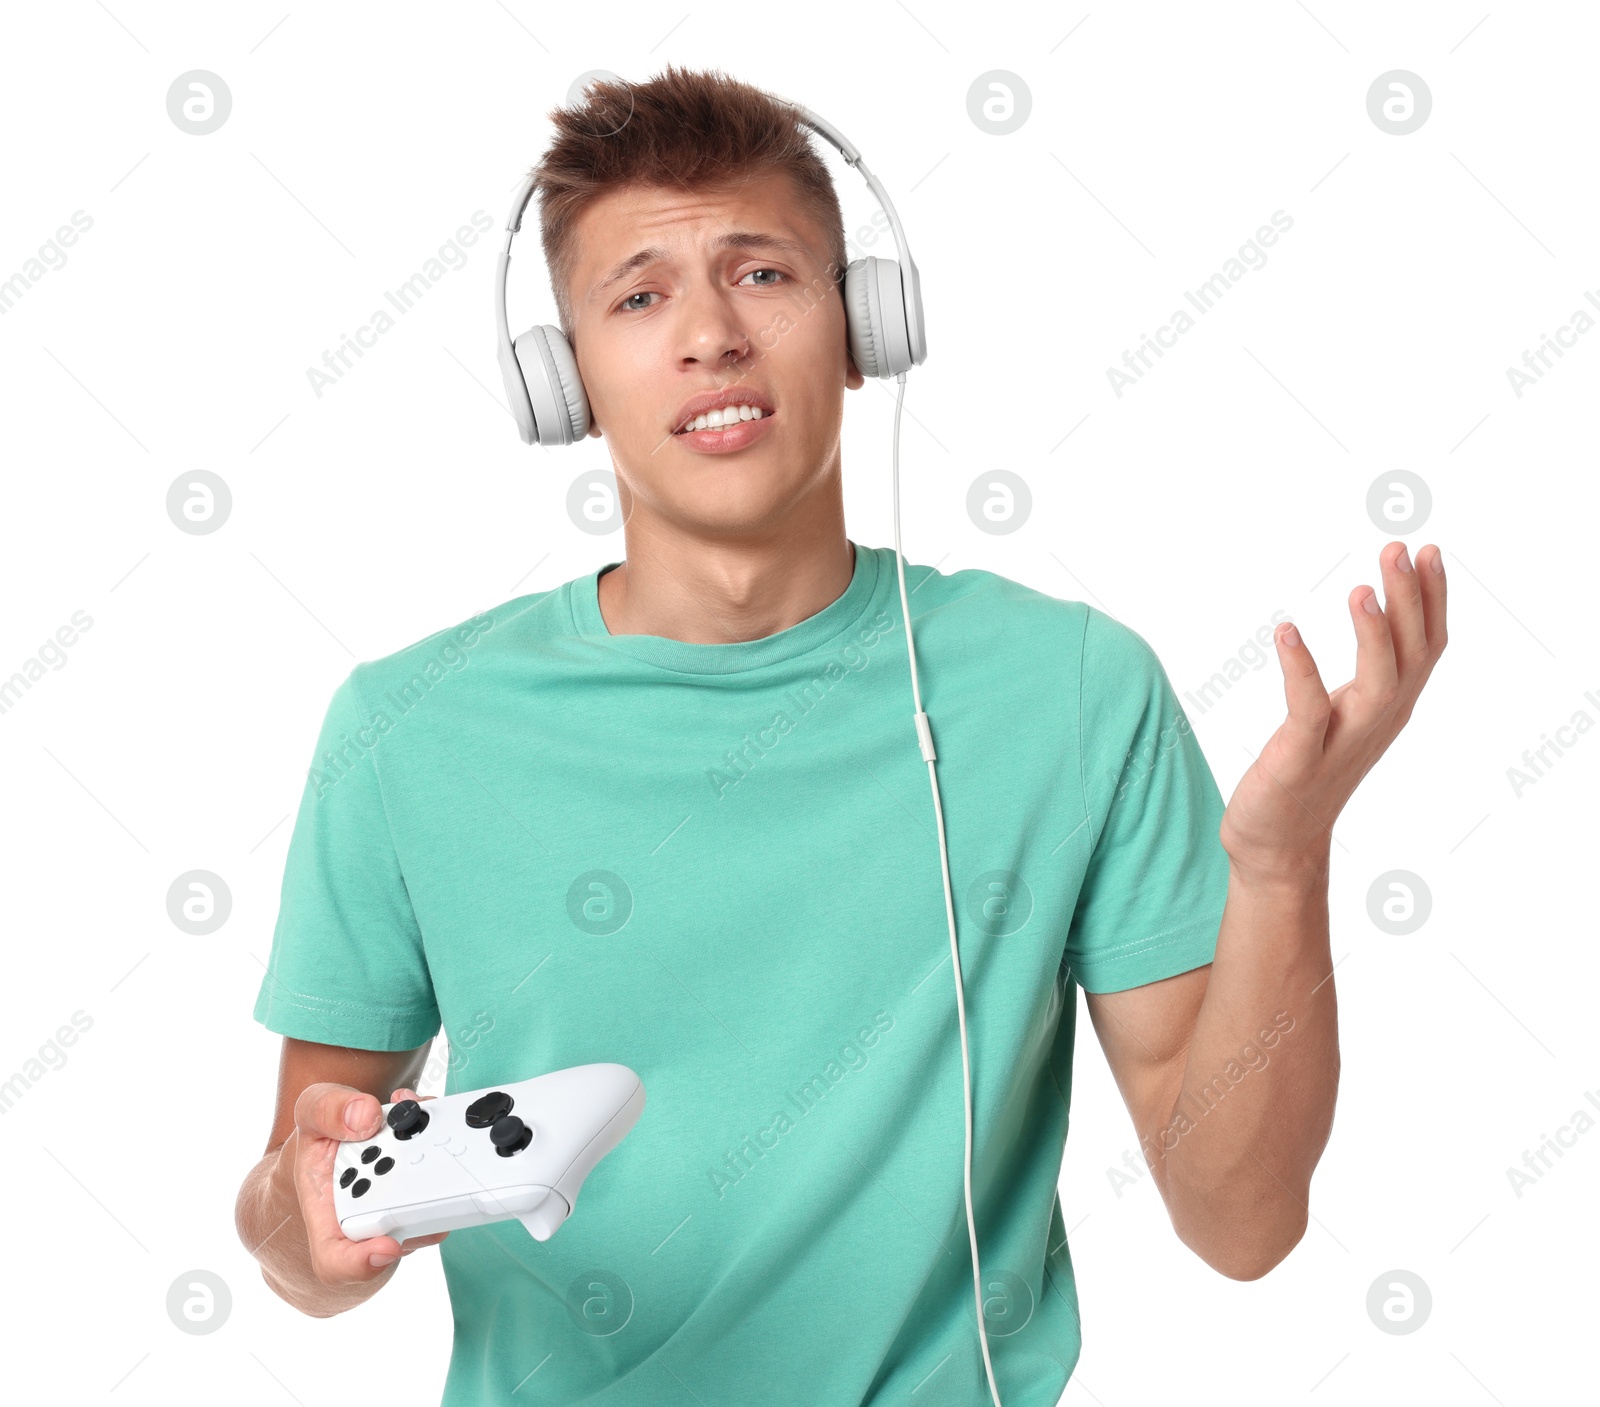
left=1349, top=578, right=1400, bottom=717
left=1377, top=540, right=1428, bottom=681
left=1417, top=543, right=1448, bottom=656
left=310, top=1218, right=406, bottom=1280
left=388, top=1088, right=438, bottom=1114
left=1273, top=621, right=1332, bottom=754
left=294, top=1082, right=383, bottom=1142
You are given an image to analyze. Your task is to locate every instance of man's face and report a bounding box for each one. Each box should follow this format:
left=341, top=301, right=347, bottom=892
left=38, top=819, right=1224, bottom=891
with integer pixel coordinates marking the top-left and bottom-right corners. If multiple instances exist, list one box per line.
left=566, top=167, right=865, bottom=540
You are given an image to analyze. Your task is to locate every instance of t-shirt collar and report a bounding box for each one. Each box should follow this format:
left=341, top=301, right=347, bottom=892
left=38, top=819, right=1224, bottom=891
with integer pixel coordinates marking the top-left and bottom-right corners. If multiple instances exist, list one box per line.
left=570, top=540, right=882, bottom=676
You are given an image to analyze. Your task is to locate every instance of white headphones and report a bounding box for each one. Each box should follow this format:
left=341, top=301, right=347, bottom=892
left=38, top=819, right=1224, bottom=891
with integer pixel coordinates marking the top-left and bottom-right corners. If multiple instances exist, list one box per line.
left=494, top=96, right=1013, bottom=1407
left=493, top=102, right=927, bottom=446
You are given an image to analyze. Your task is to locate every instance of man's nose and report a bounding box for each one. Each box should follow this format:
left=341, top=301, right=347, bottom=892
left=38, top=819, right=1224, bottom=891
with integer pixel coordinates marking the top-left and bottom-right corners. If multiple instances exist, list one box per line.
left=676, top=284, right=755, bottom=369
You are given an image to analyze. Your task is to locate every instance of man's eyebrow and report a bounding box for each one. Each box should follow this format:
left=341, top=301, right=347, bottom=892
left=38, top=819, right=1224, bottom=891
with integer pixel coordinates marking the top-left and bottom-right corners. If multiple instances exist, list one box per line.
left=589, top=232, right=813, bottom=299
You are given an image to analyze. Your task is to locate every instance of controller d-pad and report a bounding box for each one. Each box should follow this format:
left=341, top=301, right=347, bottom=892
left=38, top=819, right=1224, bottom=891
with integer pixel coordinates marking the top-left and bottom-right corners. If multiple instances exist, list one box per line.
left=351, top=1178, right=372, bottom=1198
left=339, top=1167, right=358, bottom=1189
left=465, top=1091, right=514, bottom=1128
left=360, top=1145, right=382, bottom=1164
left=374, top=1156, right=395, bottom=1175
left=386, top=1099, right=429, bottom=1140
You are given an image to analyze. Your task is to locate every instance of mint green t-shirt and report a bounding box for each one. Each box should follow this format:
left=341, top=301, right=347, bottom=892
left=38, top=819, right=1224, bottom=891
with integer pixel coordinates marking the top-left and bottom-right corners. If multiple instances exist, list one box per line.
left=253, top=542, right=1231, bottom=1406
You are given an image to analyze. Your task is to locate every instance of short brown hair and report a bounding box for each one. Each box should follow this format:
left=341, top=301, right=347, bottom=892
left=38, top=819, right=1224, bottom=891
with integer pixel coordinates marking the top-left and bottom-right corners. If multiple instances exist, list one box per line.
left=528, top=65, right=847, bottom=343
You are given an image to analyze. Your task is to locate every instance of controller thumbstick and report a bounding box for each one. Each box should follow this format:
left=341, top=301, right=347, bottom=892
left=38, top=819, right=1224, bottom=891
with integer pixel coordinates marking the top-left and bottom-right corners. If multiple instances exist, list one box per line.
left=490, top=1114, right=532, bottom=1156
left=387, top=1099, right=429, bottom=1140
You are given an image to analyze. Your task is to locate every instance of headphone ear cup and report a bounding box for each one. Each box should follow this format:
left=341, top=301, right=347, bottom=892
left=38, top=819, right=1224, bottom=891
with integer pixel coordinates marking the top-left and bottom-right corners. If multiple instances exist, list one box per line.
left=843, top=258, right=881, bottom=378
left=843, top=256, right=914, bottom=379
left=511, top=324, right=592, bottom=446
left=497, top=320, right=538, bottom=446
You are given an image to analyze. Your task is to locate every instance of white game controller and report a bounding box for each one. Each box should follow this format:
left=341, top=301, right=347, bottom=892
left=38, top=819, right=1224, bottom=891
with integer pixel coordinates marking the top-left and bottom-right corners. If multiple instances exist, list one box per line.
left=333, top=1063, right=645, bottom=1244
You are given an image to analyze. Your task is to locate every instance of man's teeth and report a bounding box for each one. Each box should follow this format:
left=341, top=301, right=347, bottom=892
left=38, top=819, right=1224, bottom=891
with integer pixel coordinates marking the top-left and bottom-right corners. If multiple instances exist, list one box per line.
left=683, top=405, right=766, bottom=432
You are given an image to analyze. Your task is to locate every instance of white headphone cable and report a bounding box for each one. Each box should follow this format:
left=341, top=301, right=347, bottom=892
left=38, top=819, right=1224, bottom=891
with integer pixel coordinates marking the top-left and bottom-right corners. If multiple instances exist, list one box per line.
left=887, top=369, right=1005, bottom=1407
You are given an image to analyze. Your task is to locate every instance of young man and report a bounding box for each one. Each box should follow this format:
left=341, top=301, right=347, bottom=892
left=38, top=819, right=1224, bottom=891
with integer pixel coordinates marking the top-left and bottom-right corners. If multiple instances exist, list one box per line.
left=235, top=67, right=1447, bottom=1406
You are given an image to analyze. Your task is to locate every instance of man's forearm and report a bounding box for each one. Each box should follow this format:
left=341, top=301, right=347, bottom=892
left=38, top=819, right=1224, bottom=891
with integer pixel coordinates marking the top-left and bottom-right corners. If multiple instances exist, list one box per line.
left=235, top=1134, right=394, bottom=1317
left=1155, top=857, right=1339, bottom=1278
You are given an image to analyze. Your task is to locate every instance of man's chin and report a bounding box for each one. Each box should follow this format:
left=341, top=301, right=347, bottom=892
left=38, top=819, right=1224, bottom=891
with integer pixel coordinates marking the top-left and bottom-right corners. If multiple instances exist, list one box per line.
left=654, top=483, right=813, bottom=539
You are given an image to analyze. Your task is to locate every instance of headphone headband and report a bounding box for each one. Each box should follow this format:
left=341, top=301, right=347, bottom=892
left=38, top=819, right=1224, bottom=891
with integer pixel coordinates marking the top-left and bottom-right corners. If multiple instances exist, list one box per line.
left=784, top=103, right=926, bottom=366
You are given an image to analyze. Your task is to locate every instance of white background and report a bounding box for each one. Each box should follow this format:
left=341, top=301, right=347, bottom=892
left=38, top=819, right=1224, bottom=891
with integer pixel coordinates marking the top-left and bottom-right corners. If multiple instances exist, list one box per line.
left=1, top=1, right=1594, bottom=1402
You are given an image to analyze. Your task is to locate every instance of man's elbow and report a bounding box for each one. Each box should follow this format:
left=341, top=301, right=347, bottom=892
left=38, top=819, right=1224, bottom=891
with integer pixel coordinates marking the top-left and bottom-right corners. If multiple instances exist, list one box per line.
left=1181, top=1208, right=1308, bottom=1281
left=1208, top=1240, right=1296, bottom=1282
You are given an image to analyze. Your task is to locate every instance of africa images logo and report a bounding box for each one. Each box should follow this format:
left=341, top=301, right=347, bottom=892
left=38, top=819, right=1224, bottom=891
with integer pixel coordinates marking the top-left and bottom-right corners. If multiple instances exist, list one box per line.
left=706, top=608, right=897, bottom=800
left=311, top=613, right=495, bottom=802
left=708, top=1010, right=894, bottom=1199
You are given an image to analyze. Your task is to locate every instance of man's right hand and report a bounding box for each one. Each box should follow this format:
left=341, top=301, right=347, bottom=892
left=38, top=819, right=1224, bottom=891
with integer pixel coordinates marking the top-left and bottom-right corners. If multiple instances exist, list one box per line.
left=277, top=1083, right=450, bottom=1282
left=237, top=1037, right=437, bottom=1317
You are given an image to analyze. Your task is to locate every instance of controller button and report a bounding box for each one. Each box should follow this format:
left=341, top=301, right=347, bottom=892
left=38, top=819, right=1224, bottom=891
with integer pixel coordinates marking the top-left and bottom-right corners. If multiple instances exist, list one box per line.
left=465, top=1091, right=515, bottom=1128
left=490, top=1114, right=533, bottom=1157
left=339, top=1167, right=358, bottom=1189
left=409, top=1148, right=426, bottom=1165
left=374, top=1156, right=395, bottom=1175
left=351, top=1178, right=372, bottom=1198
left=386, top=1099, right=429, bottom=1140
left=360, top=1145, right=382, bottom=1164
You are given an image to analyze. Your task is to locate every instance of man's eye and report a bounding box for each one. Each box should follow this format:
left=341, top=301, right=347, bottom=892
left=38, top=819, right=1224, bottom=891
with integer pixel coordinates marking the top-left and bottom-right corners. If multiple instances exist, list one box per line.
left=618, top=270, right=785, bottom=314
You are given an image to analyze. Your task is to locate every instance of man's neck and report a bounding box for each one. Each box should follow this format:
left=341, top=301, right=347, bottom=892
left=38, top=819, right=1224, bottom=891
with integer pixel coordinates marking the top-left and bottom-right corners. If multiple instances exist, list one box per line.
left=595, top=521, right=856, bottom=645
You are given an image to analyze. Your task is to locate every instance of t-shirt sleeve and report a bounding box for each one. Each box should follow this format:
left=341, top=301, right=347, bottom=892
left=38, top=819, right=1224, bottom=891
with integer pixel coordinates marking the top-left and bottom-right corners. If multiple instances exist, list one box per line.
left=252, top=668, right=441, bottom=1050
left=1063, top=606, right=1231, bottom=994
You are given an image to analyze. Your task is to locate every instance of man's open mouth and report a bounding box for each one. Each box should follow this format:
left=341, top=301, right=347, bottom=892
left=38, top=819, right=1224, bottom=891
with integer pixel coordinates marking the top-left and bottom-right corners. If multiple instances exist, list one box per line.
left=674, top=406, right=773, bottom=435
